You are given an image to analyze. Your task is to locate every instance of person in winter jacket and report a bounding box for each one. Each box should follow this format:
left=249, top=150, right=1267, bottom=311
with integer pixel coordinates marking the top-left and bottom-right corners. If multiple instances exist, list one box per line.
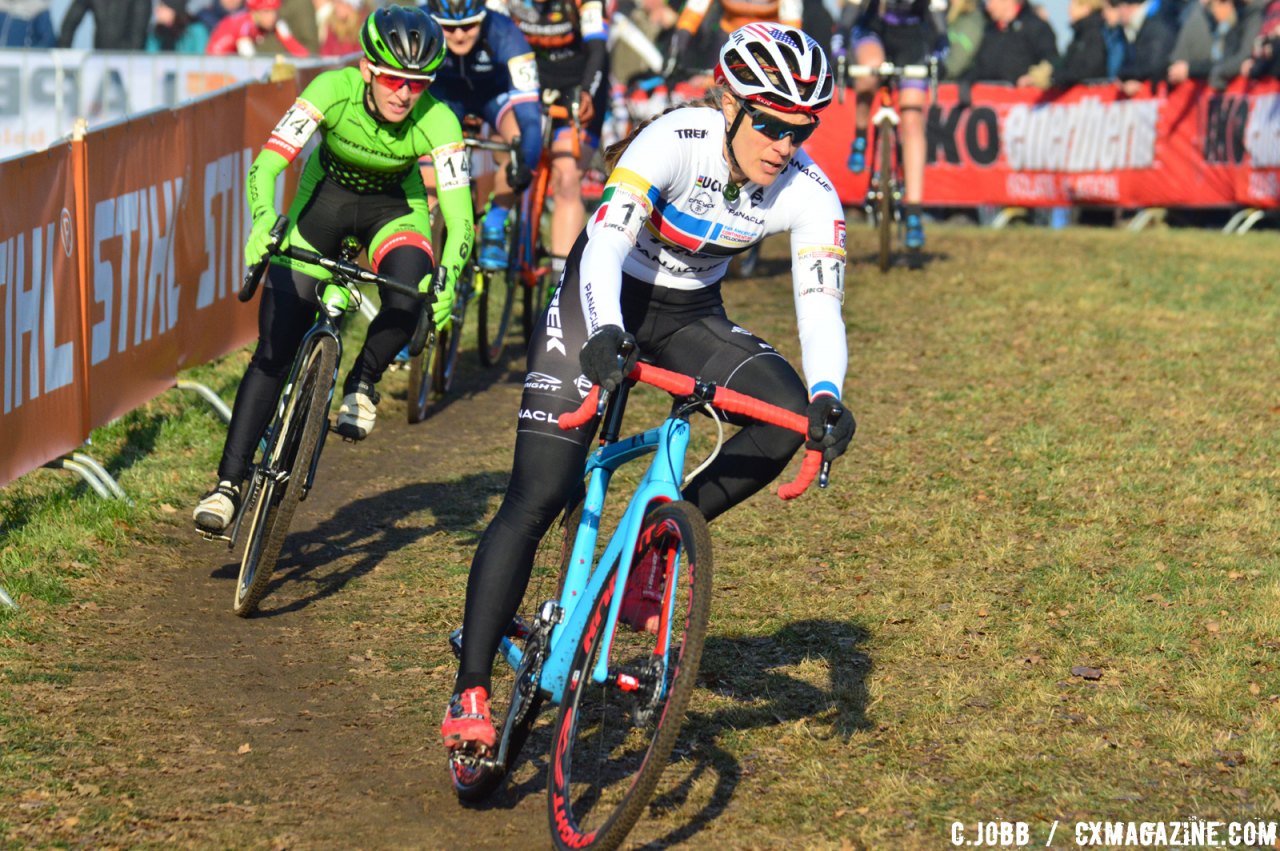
left=57, top=0, right=152, bottom=48
left=206, top=0, right=309, bottom=55
left=1052, top=0, right=1111, bottom=84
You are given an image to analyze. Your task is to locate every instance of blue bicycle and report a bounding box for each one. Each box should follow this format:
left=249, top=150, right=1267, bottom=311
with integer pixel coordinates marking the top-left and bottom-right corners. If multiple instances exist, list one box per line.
left=448, top=361, right=828, bottom=850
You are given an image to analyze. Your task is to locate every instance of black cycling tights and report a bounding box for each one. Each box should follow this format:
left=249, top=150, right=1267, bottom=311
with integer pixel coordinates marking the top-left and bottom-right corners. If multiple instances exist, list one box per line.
left=217, top=244, right=429, bottom=484
left=455, top=246, right=808, bottom=694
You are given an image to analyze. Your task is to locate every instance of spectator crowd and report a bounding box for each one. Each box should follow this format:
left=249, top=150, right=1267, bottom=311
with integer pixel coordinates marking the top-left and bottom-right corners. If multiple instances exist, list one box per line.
left=1, top=0, right=1278, bottom=88
left=943, top=0, right=1280, bottom=91
left=0, top=0, right=371, bottom=56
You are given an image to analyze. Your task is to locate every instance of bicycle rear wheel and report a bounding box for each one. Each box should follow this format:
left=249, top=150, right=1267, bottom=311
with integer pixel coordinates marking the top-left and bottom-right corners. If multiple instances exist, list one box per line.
left=233, top=336, right=336, bottom=616
left=477, top=206, right=519, bottom=367
left=546, top=501, right=713, bottom=851
left=877, top=124, right=895, bottom=272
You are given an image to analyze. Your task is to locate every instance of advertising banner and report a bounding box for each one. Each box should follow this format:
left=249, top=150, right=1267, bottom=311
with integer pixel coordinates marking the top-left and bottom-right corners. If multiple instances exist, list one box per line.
left=0, top=49, right=281, bottom=160
left=176, top=79, right=301, bottom=370
left=81, top=109, right=189, bottom=429
left=807, top=78, right=1280, bottom=209
left=0, top=144, right=86, bottom=486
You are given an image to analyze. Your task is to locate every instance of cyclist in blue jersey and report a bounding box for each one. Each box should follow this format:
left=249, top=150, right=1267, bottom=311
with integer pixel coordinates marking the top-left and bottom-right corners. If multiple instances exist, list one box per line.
left=833, top=0, right=948, bottom=251
left=420, top=0, right=544, bottom=269
left=497, top=0, right=609, bottom=281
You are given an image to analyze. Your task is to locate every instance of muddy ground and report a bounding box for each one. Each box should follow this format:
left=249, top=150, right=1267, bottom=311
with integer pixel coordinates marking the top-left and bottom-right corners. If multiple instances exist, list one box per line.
left=8, top=351, right=577, bottom=850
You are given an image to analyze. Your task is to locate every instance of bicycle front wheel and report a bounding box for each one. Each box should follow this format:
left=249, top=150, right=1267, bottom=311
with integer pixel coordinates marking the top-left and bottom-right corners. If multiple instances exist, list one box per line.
left=477, top=207, right=519, bottom=367
left=546, top=501, right=713, bottom=851
left=877, top=125, right=895, bottom=272
left=233, top=336, right=336, bottom=616
left=406, top=330, right=443, bottom=424
left=433, top=264, right=471, bottom=396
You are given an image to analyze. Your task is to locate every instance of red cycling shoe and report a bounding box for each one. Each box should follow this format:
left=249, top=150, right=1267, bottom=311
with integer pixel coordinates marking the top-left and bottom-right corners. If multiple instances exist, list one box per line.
left=441, top=686, right=496, bottom=751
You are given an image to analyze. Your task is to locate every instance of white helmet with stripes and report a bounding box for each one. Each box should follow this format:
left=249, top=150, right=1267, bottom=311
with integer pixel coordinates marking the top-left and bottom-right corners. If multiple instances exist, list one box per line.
left=714, top=23, right=834, bottom=115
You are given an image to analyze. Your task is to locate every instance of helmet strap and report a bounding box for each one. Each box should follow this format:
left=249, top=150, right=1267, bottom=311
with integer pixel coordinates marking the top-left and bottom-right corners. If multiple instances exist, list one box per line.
left=722, top=104, right=749, bottom=202
left=363, top=81, right=393, bottom=124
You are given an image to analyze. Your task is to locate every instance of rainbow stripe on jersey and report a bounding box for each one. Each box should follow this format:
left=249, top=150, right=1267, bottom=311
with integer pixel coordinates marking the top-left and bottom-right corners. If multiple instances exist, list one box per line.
left=595, top=166, right=729, bottom=253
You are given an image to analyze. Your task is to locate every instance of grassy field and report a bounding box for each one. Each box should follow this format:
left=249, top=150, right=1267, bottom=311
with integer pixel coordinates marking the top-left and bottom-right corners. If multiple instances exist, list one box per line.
left=2, top=223, right=1278, bottom=848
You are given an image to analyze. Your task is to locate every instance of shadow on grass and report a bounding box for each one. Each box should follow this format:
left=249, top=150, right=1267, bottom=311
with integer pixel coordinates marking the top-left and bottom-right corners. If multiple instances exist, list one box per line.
left=450, top=618, right=872, bottom=849
left=209, top=471, right=508, bottom=617
left=637, top=619, right=873, bottom=848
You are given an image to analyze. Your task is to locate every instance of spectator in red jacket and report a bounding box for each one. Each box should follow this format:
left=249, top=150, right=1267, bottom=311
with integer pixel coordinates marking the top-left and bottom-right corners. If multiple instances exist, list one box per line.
left=206, top=0, right=309, bottom=55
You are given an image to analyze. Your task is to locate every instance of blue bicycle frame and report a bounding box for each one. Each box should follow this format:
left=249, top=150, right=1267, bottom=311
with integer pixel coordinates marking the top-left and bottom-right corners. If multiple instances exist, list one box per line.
left=495, top=413, right=692, bottom=706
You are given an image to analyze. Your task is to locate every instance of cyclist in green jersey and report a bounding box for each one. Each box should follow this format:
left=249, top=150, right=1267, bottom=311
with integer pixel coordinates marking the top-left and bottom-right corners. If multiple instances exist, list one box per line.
left=193, top=6, right=474, bottom=534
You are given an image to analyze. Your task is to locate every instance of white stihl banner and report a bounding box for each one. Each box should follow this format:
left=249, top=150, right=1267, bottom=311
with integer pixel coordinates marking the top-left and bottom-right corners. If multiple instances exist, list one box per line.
left=0, top=49, right=341, bottom=160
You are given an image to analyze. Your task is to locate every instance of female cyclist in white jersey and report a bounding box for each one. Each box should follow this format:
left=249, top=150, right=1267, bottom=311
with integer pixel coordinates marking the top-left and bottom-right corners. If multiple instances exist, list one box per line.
left=441, top=22, right=857, bottom=751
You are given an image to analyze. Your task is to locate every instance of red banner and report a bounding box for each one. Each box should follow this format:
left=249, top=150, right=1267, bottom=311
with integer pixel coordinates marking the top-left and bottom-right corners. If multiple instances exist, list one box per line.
left=807, top=78, right=1280, bottom=209
left=0, top=76, right=306, bottom=485
left=82, top=110, right=190, bottom=429
left=176, top=80, right=300, bottom=370
left=0, top=143, right=87, bottom=486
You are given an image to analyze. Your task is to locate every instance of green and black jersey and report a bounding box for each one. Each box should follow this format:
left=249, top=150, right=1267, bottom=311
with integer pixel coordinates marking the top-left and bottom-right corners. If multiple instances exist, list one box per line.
left=247, top=66, right=474, bottom=291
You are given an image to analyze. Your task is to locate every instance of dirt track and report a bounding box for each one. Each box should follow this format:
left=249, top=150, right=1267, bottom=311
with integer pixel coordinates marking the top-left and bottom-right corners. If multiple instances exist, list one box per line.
left=13, top=354, right=569, bottom=850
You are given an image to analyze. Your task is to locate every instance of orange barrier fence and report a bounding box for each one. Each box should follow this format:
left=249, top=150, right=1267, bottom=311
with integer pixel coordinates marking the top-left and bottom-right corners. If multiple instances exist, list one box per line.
left=1, top=77, right=302, bottom=487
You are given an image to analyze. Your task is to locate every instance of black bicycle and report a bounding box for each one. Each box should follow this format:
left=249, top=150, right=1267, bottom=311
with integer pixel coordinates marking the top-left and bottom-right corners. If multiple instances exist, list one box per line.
left=407, top=136, right=524, bottom=423
left=212, top=215, right=434, bottom=616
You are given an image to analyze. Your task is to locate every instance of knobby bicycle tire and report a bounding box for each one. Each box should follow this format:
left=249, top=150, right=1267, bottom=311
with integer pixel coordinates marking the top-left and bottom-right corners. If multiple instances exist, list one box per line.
left=547, top=501, right=713, bottom=851
left=450, top=498, right=581, bottom=803
left=406, top=327, right=444, bottom=424
left=477, top=204, right=520, bottom=368
left=233, top=336, right=337, bottom=616
left=433, top=262, right=472, bottom=397
left=877, top=124, right=895, bottom=272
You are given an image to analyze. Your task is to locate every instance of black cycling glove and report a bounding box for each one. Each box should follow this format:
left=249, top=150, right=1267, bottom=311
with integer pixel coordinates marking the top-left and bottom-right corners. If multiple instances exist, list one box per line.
left=579, top=325, right=639, bottom=393
left=506, top=154, right=533, bottom=193
left=805, top=396, right=856, bottom=463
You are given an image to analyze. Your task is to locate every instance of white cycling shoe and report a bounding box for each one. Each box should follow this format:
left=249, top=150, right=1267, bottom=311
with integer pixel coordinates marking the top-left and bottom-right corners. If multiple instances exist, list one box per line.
left=336, top=383, right=379, bottom=441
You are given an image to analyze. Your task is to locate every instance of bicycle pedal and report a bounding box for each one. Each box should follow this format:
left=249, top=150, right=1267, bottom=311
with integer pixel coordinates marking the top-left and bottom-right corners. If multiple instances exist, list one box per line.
left=197, top=530, right=233, bottom=544
left=449, top=627, right=464, bottom=660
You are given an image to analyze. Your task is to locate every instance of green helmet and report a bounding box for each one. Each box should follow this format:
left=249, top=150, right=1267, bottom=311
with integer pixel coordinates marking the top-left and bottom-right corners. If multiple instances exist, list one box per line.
left=361, top=6, right=446, bottom=77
